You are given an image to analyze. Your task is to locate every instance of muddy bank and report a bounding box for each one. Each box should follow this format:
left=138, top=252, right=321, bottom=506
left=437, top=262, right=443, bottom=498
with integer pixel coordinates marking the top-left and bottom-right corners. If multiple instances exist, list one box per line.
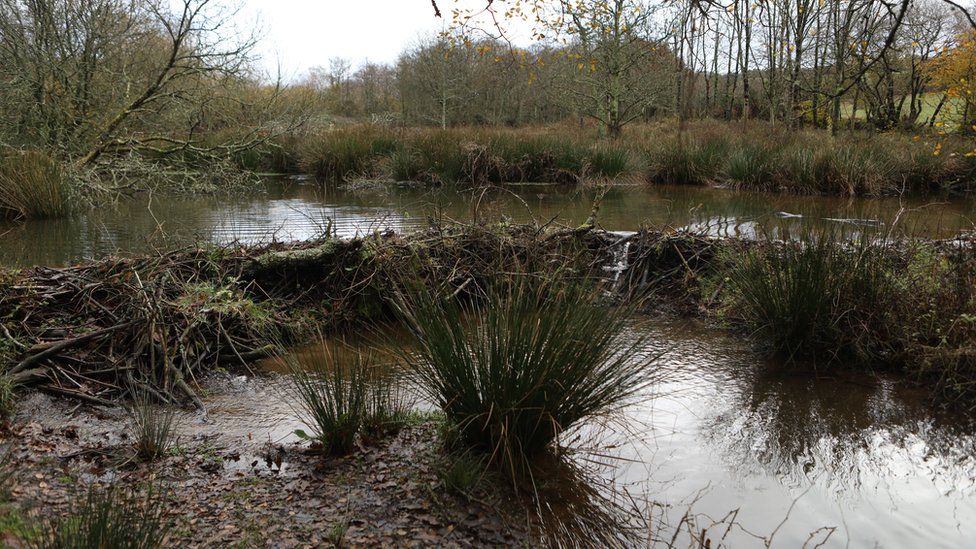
left=1, top=373, right=539, bottom=547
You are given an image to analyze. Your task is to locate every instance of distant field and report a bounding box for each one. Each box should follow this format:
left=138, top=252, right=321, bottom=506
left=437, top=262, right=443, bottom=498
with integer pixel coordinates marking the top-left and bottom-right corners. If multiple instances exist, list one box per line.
left=841, top=92, right=965, bottom=129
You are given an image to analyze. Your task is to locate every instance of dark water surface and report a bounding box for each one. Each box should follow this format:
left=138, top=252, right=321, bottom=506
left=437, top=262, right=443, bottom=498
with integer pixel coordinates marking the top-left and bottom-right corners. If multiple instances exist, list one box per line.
left=2, top=179, right=974, bottom=267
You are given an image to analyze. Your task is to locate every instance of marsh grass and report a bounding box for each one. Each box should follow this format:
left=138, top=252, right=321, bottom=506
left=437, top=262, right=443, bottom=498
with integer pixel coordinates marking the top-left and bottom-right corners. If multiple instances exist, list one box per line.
left=298, top=126, right=638, bottom=185
left=31, top=484, right=170, bottom=549
left=298, top=126, right=399, bottom=179
left=0, top=374, right=16, bottom=419
left=0, top=150, right=76, bottom=220
left=125, top=394, right=179, bottom=462
left=394, top=274, right=659, bottom=481
left=728, top=234, right=896, bottom=363
left=284, top=340, right=408, bottom=455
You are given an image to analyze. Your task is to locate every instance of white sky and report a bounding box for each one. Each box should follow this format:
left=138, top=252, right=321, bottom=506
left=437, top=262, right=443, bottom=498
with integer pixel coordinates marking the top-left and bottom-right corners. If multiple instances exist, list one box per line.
left=239, top=1, right=448, bottom=80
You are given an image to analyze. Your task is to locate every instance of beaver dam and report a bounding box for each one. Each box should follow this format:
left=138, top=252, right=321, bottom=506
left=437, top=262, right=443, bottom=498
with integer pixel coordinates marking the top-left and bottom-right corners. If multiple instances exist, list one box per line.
left=1, top=223, right=975, bottom=547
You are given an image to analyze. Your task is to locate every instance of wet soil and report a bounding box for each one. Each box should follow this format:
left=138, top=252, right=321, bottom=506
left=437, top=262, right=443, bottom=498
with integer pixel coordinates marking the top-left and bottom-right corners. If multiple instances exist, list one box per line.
left=0, top=375, right=532, bottom=547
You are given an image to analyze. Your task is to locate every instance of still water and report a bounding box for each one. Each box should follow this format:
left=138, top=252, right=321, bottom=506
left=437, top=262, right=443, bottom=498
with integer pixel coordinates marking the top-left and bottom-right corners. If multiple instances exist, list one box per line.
left=196, top=319, right=976, bottom=547
left=7, top=179, right=976, bottom=545
left=1, top=179, right=974, bottom=267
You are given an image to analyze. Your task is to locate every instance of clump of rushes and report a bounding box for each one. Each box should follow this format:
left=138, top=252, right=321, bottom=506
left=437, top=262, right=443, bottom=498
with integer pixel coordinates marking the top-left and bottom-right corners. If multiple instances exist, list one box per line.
left=360, top=364, right=410, bottom=442
left=727, top=234, right=895, bottom=363
left=297, top=126, right=399, bottom=179
left=0, top=149, right=77, bottom=220
left=285, top=341, right=407, bottom=455
left=125, top=393, right=179, bottom=462
left=0, top=374, right=16, bottom=419
left=31, top=484, right=170, bottom=549
left=394, top=275, right=659, bottom=481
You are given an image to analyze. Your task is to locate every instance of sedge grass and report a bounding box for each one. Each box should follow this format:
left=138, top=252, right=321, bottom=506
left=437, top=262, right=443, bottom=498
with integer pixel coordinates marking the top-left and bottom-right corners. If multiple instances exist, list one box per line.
left=0, top=150, right=76, bottom=220
left=394, top=274, right=659, bottom=481
left=31, top=484, right=169, bottom=549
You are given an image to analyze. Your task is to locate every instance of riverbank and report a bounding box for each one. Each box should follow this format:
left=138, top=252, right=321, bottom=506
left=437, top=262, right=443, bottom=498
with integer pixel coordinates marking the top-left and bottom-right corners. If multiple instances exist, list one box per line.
left=4, top=120, right=975, bottom=225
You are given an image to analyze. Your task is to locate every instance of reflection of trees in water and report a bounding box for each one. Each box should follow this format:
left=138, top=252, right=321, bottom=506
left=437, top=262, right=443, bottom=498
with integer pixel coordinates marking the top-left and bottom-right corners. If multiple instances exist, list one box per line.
left=701, top=367, right=976, bottom=495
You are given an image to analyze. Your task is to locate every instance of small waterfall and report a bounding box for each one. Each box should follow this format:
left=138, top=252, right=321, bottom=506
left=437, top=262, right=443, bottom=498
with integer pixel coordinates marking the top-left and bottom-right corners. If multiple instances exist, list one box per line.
left=603, top=231, right=635, bottom=293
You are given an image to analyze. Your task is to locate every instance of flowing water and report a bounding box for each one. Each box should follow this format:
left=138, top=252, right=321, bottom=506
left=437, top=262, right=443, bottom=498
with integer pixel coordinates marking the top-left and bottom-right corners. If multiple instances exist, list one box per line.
left=1, top=179, right=974, bottom=267
left=6, top=180, right=976, bottom=546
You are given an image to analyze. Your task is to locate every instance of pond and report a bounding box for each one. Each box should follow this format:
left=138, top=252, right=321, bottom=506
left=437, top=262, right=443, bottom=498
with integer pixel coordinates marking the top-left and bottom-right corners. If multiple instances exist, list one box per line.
left=1, top=179, right=974, bottom=267
left=203, top=318, right=976, bottom=547
left=5, top=179, right=976, bottom=546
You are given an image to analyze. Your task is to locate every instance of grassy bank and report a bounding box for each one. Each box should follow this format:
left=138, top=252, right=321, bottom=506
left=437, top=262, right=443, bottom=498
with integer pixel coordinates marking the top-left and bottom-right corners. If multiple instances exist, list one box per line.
left=253, top=121, right=976, bottom=196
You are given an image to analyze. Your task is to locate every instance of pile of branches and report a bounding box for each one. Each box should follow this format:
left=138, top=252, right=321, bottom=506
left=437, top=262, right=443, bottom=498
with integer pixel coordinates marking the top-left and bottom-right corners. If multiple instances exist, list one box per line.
left=0, top=224, right=628, bottom=406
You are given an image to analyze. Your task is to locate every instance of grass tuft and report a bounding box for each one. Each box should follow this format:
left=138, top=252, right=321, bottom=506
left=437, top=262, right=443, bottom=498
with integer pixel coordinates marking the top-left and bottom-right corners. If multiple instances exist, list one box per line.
left=284, top=340, right=407, bottom=455
left=727, top=234, right=895, bottom=363
left=394, top=274, right=658, bottom=481
left=31, top=484, right=170, bottom=549
left=0, top=150, right=77, bottom=220
left=125, top=394, right=179, bottom=462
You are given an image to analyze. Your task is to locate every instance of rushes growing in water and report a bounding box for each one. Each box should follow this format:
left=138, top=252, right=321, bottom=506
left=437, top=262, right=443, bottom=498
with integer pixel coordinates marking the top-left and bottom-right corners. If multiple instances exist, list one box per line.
left=727, top=234, right=895, bottom=363
left=394, top=275, right=658, bottom=481
left=0, top=150, right=76, bottom=220
left=125, top=394, right=179, bottom=462
left=31, top=484, right=169, bottom=549
left=285, top=341, right=408, bottom=455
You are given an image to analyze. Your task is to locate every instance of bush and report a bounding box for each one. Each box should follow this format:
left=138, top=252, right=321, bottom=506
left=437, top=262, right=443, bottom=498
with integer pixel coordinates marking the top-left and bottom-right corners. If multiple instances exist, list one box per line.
left=32, top=484, right=170, bottom=549
left=0, top=150, right=77, bottom=220
left=394, top=274, right=659, bottom=480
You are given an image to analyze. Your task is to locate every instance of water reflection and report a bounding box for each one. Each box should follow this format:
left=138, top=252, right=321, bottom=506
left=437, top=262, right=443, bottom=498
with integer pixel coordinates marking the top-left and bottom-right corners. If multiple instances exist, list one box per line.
left=2, top=180, right=974, bottom=267
left=628, top=319, right=976, bottom=547
left=252, top=318, right=976, bottom=547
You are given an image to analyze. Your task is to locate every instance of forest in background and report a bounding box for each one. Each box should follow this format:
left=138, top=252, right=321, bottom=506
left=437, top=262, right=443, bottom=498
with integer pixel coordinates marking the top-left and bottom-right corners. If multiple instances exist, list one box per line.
left=2, top=0, right=976, bottom=219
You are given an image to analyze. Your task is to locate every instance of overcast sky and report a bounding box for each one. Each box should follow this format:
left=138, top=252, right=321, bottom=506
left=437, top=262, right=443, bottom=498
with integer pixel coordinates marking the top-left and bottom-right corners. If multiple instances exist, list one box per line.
left=239, top=1, right=448, bottom=80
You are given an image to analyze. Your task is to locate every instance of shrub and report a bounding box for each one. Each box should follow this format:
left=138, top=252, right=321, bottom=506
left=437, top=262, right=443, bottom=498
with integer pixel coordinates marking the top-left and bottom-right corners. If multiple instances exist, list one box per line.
left=0, top=150, right=77, bottom=220
left=32, top=484, right=170, bottom=549
left=394, top=275, right=659, bottom=480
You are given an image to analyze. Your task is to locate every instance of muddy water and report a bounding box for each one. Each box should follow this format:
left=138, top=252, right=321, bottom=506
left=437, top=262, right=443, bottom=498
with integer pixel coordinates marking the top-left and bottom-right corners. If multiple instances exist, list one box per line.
left=242, top=320, right=976, bottom=548
left=1, top=179, right=974, bottom=267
